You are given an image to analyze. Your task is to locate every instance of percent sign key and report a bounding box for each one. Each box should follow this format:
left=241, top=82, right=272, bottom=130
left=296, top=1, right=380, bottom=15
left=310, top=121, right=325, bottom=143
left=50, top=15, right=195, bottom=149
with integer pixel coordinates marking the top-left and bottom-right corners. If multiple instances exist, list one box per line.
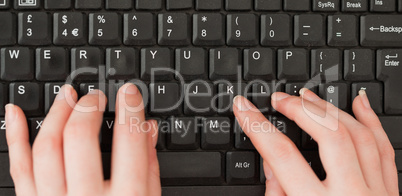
left=89, top=13, right=121, bottom=45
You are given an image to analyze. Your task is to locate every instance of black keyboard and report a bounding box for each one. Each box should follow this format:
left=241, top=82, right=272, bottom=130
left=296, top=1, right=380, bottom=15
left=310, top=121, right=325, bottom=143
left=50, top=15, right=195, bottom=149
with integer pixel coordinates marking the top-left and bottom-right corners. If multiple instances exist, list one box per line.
left=1, top=0, right=402, bottom=195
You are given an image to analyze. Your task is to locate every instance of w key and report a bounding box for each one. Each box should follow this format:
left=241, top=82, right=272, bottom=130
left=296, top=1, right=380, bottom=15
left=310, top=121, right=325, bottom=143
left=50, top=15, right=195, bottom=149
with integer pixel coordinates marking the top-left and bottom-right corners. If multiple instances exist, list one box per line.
left=18, top=13, right=51, bottom=45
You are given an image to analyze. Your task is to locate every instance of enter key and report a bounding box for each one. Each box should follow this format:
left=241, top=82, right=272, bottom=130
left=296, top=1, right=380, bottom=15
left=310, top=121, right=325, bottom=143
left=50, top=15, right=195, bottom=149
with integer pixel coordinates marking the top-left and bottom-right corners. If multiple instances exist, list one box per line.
left=361, top=15, right=402, bottom=46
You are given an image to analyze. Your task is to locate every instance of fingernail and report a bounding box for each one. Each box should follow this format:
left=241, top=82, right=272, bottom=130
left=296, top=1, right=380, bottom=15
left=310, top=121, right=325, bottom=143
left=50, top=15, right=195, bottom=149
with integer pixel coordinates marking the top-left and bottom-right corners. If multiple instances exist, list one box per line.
left=359, top=90, right=371, bottom=109
left=55, top=84, right=73, bottom=100
left=122, top=83, right=138, bottom=95
left=88, top=89, right=102, bottom=95
left=271, top=92, right=290, bottom=101
left=5, top=104, right=17, bottom=124
left=299, top=88, right=320, bottom=102
left=233, top=95, right=251, bottom=112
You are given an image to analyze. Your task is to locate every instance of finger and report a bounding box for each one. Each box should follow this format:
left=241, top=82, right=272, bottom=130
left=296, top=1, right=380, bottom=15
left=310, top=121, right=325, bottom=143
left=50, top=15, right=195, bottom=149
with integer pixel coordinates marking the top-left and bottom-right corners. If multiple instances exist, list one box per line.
left=63, top=90, right=106, bottom=195
left=353, top=90, right=398, bottom=195
left=147, top=120, right=161, bottom=196
left=111, top=83, right=150, bottom=195
left=233, top=96, right=324, bottom=195
left=263, top=162, right=286, bottom=196
left=5, top=104, right=36, bottom=196
left=271, top=91, right=366, bottom=187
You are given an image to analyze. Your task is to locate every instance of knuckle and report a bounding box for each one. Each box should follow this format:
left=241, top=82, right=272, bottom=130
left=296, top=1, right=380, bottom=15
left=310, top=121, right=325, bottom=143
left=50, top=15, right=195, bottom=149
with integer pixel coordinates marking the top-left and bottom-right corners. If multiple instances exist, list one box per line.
left=32, top=136, right=61, bottom=158
left=332, top=125, right=350, bottom=142
left=357, top=130, right=377, bottom=147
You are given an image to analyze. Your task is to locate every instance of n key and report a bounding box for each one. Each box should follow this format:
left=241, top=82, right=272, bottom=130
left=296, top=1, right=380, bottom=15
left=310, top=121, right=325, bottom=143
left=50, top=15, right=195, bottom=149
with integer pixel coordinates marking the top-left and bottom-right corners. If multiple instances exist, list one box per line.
left=18, top=13, right=51, bottom=45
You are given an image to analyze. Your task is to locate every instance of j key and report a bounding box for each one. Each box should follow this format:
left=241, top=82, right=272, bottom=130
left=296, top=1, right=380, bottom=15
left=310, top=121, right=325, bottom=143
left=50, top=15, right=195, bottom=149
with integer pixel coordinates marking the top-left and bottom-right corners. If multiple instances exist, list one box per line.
left=218, top=83, right=246, bottom=114
left=0, top=154, right=13, bottom=187
left=294, top=14, right=325, bottom=46
left=255, top=0, right=281, bottom=11
left=313, top=0, right=339, bottom=11
left=158, top=152, right=223, bottom=185
left=361, top=15, right=402, bottom=46
left=284, top=0, right=310, bottom=11
left=0, top=84, right=6, bottom=116
left=227, top=14, right=258, bottom=46
left=379, top=116, right=402, bottom=148
left=319, top=83, right=349, bottom=111
left=44, top=83, right=64, bottom=113
left=0, top=119, right=6, bottom=152
left=89, top=13, right=121, bottom=45
left=184, top=82, right=214, bottom=115
left=100, top=118, right=114, bottom=152
left=30, top=118, right=44, bottom=143
left=226, top=152, right=257, bottom=184
left=311, top=49, right=342, bottom=81
left=136, top=0, right=162, bottom=10
left=176, top=48, right=207, bottom=80
left=278, top=49, right=309, bottom=81
left=234, top=119, right=254, bottom=149
left=0, top=13, right=16, bottom=45
left=53, top=13, right=86, bottom=45
left=202, top=117, right=231, bottom=150
left=141, top=48, right=173, bottom=80
left=370, top=0, right=395, bottom=12
left=71, top=47, right=103, bottom=80
left=75, top=0, right=101, bottom=9
left=14, top=0, right=40, bottom=9
left=196, top=0, right=222, bottom=10
left=106, top=48, right=137, bottom=80
left=158, top=14, right=190, bottom=46
left=261, top=14, right=292, bottom=46
left=351, top=82, right=383, bottom=114
left=18, top=13, right=51, bottom=45
left=123, top=13, right=156, bottom=46
left=328, top=15, right=358, bottom=46
left=252, top=82, right=282, bottom=114
left=167, top=0, right=193, bottom=10
left=209, top=48, right=240, bottom=80
left=344, top=49, right=375, bottom=81
left=342, top=0, right=368, bottom=12
left=225, top=0, right=252, bottom=11
left=10, top=83, right=43, bottom=116
left=244, top=49, right=275, bottom=80
left=45, top=0, right=71, bottom=9
left=1, top=47, right=34, bottom=81
left=285, top=83, right=317, bottom=96
left=193, top=13, right=225, bottom=46
left=149, top=83, right=181, bottom=115
left=377, top=49, right=402, bottom=114
left=106, top=0, right=132, bottom=10
left=36, top=48, right=69, bottom=81
left=168, top=117, right=199, bottom=150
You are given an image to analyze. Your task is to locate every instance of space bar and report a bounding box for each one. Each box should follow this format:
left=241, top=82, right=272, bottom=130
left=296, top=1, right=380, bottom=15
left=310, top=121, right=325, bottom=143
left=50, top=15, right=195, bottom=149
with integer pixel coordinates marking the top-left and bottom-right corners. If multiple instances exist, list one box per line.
left=162, top=186, right=265, bottom=196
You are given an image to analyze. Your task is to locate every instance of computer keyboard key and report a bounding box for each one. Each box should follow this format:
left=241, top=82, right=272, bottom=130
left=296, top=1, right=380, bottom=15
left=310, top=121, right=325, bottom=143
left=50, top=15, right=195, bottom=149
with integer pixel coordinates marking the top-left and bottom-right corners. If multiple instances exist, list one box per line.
left=168, top=117, right=199, bottom=150
left=184, top=82, right=214, bottom=115
left=10, top=83, right=43, bottom=116
left=0, top=119, right=6, bottom=152
left=0, top=188, right=14, bottom=196
left=255, top=0, right=281, bottom=11
left=302, top=132, right=318, bottom=149
left=234, top=119, right=254, bottom=150
left=225, top=0, right=252, bottom=11
left=167, top=0, right=193, bottom=10
left=226, top=151, right=257, bottom=184
left=100, top=118, right=114, bottom=152
left=285, top=83, right=317, bottom=96
left=29, top=118, right=44, bottom=143
left=44, top=83, right=64, bottom=113
left=106, top=48, right=137, bottom=80
left=377, top=49, right=402, bottom=114
left=370, top=0, right=395, bottom=12
left=176, top=48, right=207, bottom=80
left=162, top=186, right=265, bottom=196
left=71, top=47, right=103, bottom=80
left=302, top=151, right=325, bottom=180
left=0, top=154, right=13, bottom=187
left=136, top=0, right=162, bottom=10
left=158, top=152, right=223, bottom=185
left=89, top=13, right=121, bottom=46
left=193, top=13, right=225, bottom=46
left=1, top=47, right=34, bottom=81
left=284, top=0, right=310, bottom=11
left=227, top=14, right=258, bottom=46
left=270, top=116, right=301, bottom=146
left=319, top=83, right=350, bottom=111
left=106, top=0, right=132, bottom=10
left=149, top=83, right=181, bottom=115
left=313, top=0, right=339, bottom=11
left=0, top=0, right=9, bottom=9
left=396, top=150, right=402, bottom=172
left=361, top=15, right=402, bottom=47
left=342, top=0, right=368, bottom=11
left=311, top=49, right=342, bottom=81
left=0, top=84, right=7, bottom=116
left=218, top=83, right=247, bottom=114
left=351, top=82, right=383, bottom=114
left=75, top=0, right=101, bottom=9
left=328, top=15, right=358, bottom=46
left=158, top=14, right=190, bottom=46
left=53, top=13, right=86, bottom=45
left=400, top=0, right=402, bottom=12
left=0, top=13, right=16, bottom=46
left=261, top=14, right=292, bottom=46
left=294, top=14, right=325, bottom=46
left=45, top=0, right=71, bottom=9
left=251, top=82, right=282, bottom=114
left=123, top=13, right=156, bottom=46
left=344, top=49, right=375, bottom=81
left=18, top=13, right=51, bottom=45
left=14, top=0, right=40, bottom=9
left=379, top=116, right=402, bottom=149
left=202, top=117, right=232, bottom=150
left=196, top=0, right=222, bottom=10
left=79, top=83, right=108, bottom=97
left=141, top=48, right=173, bottom=81
left=244, top=49, right=275, bottom=81
left=209, top=48, right=240, bottom=81
left=36, top=48, right=69, bottom=81
left=278, top=49, right=309, bottom=81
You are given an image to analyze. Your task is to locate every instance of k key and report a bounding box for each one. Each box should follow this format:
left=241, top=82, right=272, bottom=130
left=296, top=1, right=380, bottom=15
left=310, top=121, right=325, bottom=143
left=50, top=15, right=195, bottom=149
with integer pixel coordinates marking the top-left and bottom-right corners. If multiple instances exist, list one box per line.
left=54, top=13, right=86, bottom=45
left=18, top=13, right=51, bottom=45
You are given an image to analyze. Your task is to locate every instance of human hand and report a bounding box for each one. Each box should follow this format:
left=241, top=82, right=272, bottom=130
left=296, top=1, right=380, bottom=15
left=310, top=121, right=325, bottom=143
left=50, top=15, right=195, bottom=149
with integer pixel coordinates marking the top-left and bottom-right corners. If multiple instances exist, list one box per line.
left=233, top=88, right=398, bottom=196
left=5, top=84, right=161, bottom=196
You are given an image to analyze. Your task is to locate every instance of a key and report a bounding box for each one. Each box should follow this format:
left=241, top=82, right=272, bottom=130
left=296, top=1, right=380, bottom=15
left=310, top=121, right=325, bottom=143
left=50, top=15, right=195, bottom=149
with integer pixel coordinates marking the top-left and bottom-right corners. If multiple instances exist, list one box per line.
left=284, top=0, right=310, bottom=11
left=351, top=82, right=383, bottom=113
left=379, top=116, right=402, bottom=148
left=294, top=14, right=325, bottom=46
left=149, top=83, right=181, bottom=115
left=319, top=83, right=349, bottom=111
left=18, top=13, right=51, bottom=45
left=361, top=15, right=402, bottom=47
left=167, top=0, right=193, bottom=10
left=252, top=82, right=283, bottom=114
left=10, top=83, right=43, bottom=116
left=53, top=13, right=86, bottom=45
left=196, top=0, right=222, bottom=10
left=377, top=49, right=402, bottom=114
left=71, top=47, right=103, bottom=81
left=44, top=83, right=65, bottom=113
left=0, top=84, right=6, bottom=116
left=342, top=0, right=368, bottom=11
left=14, top=0, right=40, bottom=9
left=226, top=152, right=257, bottom=184
left=123, top=13, right=155, bottom=46
left=313, top=0, right=339, bottom=11
left=141, top=48, right=173, bottom=80
left=29, top=118, right=44, bottom=143
left=234, top=119, right=254, bottom=149
left=0, top=119, right=6, bottom=152
left=0, top=13, right=16, bottom=45
left=184, top=82, right=214, bottom=115
left=193, top=13, right=225, bottom=46
left=89, top=13, right=121, bottom=45
left=176, top=48, right=207, bottom=80
left=106, top=0, right=132, bottom=10
left=285, top=83, right=317, bottom=96
left=45, top=0, right=71, bottom=9
left=1, top=47, right=34, bottom=81
left=278, top=49, right=309, bottom=81
left=168, top=117, right=199, bottom=150
left=0, top=154, right=13, bottom=187
left=202, top=117, right=231, bottom=150
left=136, top=0, right=162, bottom=10
left=209, top=48, right=240, bottom=80
left=225, top=0, right=252, bottom=11
left=106, top=48, right=137, bottom=80
left=370, top=0, right=395, bottom=12
left=75, top=0, right=101, bottom=9
left=244, top=49, right=275, bottom=80
left=311, top=49, right=342, bottom=81
left=218, top=83, right=246, bottom=114
left=227, top=14, right=258, bottom=46
left=255, top=0, right=281, bottom=11
left=36, top=48, right=69, bottom=81
left=100, top=118, right=114, bottom=152
left=344, top=49, right=375, bottom=81
left=158, top=14, right=190, bottom=46
left=261, top=14, right=292, bottom=46
left=328, top=15, right=358, bottom=46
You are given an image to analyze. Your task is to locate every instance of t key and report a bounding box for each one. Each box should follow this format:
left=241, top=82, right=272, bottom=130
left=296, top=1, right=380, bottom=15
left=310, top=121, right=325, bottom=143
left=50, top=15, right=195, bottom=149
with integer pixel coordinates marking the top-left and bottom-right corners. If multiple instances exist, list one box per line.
left=89, top=13, right=121, bottom=45
left=18, top=13, right=51, bottom=45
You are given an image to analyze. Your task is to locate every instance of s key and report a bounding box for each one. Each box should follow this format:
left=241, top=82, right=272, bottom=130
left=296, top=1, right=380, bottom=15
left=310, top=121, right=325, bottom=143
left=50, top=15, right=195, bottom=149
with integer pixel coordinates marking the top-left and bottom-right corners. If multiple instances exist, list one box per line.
left=18, top=13, right=51, bottom=45
left=10, top=83, right=43, bottom=116
left=89, top=13, right=121, bottom=45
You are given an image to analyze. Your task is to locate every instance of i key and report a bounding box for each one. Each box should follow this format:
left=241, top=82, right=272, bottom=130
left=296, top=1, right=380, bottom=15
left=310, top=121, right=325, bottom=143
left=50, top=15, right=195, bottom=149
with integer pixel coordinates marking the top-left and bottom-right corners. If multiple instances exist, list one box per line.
left=89, top=13, right=121, bottom=45
left=18, top=13, right=51, bottom=45
left=54, top=13, right=86, bottom=45
left=227, top=14, right=258, bottom=46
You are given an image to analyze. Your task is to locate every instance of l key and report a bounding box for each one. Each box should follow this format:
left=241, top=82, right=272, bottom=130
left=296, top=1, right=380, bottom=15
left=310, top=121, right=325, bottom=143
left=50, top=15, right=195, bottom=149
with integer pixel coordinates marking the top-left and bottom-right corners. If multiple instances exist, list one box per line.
left=18, top=13, right=51, bottom=45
